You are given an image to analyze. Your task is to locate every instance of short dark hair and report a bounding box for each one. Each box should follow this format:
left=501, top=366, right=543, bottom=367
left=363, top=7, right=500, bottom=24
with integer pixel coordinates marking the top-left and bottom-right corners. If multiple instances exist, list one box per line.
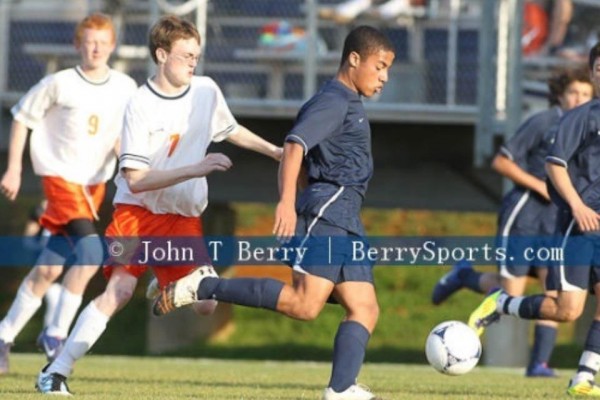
left=340, top=25, right=395, bottom=67
left=589, top=42, right=600, bottom=70
left=547, top=65, right=592, bottom=106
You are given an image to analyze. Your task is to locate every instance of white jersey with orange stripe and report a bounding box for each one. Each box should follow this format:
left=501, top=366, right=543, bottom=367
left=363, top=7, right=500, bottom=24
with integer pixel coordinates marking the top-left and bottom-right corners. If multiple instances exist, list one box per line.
left=114, top=76, right=238, bottom=217
left=12, top=66, right=137, bottom=185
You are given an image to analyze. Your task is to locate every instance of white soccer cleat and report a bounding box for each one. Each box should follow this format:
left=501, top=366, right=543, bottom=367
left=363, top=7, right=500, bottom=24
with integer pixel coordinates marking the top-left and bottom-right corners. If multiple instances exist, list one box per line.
left=145, top=277, right=160, bottom=300
left=152, top=266, right=218, bottom=316
left=323, top=383, right=380, bottom=400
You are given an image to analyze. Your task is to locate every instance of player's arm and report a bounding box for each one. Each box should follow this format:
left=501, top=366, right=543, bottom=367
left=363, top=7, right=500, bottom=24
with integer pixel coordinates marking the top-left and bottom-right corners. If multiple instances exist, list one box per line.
left=492, top=153, right=549, bottom=200
left=226, top=125, right=282, bottom=161
left=273, top=142, right=304, bottom=241
left=546, top=162, right=600, bottom=231
left=0, top=120, right=31, bottom=201
left=122, top=153, right=232, bottom=193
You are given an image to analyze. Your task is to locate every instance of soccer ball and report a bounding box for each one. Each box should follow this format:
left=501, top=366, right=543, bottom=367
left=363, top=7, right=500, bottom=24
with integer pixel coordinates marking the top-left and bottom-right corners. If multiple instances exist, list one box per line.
left=425, top=320, right=481, bottom=375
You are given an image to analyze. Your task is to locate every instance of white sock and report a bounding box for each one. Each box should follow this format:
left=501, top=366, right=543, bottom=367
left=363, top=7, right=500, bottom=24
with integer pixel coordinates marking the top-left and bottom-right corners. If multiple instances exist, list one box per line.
left=574, top=371, right=595, bottom=384
left=43, top=283, right=62, bottom=328
left=576, top=350, right=600, bottom=382
left=48, top=302, right=109, bottom=378
left=0, top=282, right=42, bottom=343
left=45, top=288, right=83, bottom=338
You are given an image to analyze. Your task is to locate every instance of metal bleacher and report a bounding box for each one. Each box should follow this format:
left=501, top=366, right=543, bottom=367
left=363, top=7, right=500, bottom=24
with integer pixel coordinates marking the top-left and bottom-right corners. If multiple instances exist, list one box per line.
left=0, top=0, right=484, bottom=125
left=204, top=0, right=481, bottom=123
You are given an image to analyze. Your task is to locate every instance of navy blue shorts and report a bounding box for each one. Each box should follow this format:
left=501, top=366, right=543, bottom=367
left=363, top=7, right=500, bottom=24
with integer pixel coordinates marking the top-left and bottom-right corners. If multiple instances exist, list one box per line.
left=546, top=209, right=600, bottom=292
left=292, top=183, right=373, bottom=284
left=497, top=188, right=558, bottom=278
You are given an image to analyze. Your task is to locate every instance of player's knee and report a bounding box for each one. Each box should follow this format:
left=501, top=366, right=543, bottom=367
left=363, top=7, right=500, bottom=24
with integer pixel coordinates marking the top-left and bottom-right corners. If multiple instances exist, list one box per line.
left=291, top=301, right=322, bottom=321
left=35, top=265, right=63, bottom=282
left=115, top=287, right=134, bottom=305
left=350, top=302, right=379, bottom=328
left=367, top=302, right=380, bottom=322
left=66, top=264, right=100, bottom=282
left=554, top=307, right=582, bottom=322
left=301, top=306, right=322, bottom=321
left=102, top=286, right=134, bottom=310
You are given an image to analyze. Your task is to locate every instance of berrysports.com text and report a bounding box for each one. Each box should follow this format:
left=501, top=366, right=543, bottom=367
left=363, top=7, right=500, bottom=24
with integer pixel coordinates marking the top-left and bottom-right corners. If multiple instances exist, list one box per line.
left=352, top=240, right=564, bottom=265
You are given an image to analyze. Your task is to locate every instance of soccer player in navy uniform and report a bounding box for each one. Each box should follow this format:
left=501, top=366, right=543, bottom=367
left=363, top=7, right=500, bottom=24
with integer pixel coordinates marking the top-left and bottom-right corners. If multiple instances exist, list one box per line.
left=154, top=25, right=395, bottom=400
left=431, top=66, right=594, bottom=377
left=469, top=42, right=600, bottom=395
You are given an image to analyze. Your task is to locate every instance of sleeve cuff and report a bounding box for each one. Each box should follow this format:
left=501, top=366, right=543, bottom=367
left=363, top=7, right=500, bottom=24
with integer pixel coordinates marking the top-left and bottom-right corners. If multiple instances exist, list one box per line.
left=285, top=134, right=308, bottom=155
left=213, top=123, right=238, bottom=143
left=498, top=146, right=513, bottom=161
left=545, top=156, right=568, bottom=168
left=119, top=154, right=150, bottom=170
left=11, top=109, right=39, bottom=131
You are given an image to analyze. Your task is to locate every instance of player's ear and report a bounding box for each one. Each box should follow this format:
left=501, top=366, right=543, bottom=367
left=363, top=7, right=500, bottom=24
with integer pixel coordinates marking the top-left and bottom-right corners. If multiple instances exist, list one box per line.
left=156, top=48, right=168, bottom=64
left=348, top=51, right=360, bottom=68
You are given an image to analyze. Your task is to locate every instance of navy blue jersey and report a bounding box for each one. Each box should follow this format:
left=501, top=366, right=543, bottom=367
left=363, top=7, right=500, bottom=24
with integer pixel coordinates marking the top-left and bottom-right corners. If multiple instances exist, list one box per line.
left=546, top=99, right=600, bottom=210
left=500, top=106, right=562, bottom=180
left=286, top=80, right=372, bottom=197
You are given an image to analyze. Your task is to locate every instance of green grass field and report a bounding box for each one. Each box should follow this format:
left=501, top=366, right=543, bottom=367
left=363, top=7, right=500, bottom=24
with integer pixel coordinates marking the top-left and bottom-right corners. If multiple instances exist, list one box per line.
left=0, top=201, right=588, bottom=399
left=1, top=353, right=573, bottom=399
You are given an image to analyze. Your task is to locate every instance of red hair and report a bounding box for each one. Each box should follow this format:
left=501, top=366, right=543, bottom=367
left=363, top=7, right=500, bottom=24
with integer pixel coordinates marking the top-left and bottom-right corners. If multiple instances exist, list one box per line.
left=74, top=13, right=116, bottom=47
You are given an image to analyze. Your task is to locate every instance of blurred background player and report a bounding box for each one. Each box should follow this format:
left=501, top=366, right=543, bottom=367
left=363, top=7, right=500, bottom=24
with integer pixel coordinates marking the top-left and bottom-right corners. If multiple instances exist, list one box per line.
left=21, top=200, right=64, bottom=347
left=432, top=65, right=594, bottom=377
left=319, top=0, right=427, bottom=24
left=36, top=15, right=282, bottom=395
left=22, top=200, right=49, bottom=254
left=468, top=43, right=600, bottom=396
left=152, top=25, right=395, bottom=400
left=0, top=13, right=137, bottom=374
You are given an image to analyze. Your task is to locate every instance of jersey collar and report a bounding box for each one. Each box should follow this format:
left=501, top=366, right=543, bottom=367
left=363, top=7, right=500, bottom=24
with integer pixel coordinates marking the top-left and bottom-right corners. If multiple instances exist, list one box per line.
left=75, top=66, right=111, bottom=86
left=145, top=78, right=191, bottom=100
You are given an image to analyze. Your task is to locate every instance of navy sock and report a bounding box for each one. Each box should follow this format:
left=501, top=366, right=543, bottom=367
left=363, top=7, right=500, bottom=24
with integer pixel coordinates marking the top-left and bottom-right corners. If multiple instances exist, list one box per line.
left=458, top=269, right=484, bottom=293
left=529, top=324, right=557, bottom=366
left=514, top=295, right=545, bottom=319
left=578, top=321, right=600, bottom=374
left=198, top=277, right=284, bottom=310
left=329, top=321, right=370, bottom=393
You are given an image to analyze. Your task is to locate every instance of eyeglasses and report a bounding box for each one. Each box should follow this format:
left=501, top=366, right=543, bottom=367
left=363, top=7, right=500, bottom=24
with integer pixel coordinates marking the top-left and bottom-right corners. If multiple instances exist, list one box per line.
left=170, top=52, right=200, bottom=64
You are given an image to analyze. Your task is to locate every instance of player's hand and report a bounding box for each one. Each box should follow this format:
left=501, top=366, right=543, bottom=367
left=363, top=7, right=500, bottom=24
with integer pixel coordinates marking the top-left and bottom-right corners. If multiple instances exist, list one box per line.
left=538, top=184, right=550, bottom=202
left=0, top=170, right=21, bottom=201
left=272, top=146, right=283, bottom=162
left=273, top=201, right=296, bottom=243
left=195, top=153, right=232, bottom=176
left=572, top=203, right=600, bottom=232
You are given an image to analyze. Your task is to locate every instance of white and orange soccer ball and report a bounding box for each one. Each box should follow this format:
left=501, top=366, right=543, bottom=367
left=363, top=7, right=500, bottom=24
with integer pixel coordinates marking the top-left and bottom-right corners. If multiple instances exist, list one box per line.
left=425, top=320, right=481, bottom=376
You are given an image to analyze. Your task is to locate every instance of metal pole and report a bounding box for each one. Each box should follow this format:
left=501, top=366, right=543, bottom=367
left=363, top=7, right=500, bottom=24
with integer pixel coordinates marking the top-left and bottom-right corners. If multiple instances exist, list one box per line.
left=502, top=0, right=523, bottom=196
left=446, top=0, right=460, bottom=106
left=195, top=0, right=207, bottom=75
left=0, top=0, right=11, bottom=149
left=474, top=0, right=496, bottom=166
left=495, top=0, right=509, bottom=118
left=304, top=0, right=318, bottom=100
left=505, top=0, right=523, bottom=147
left=148, top=0, right=160, bottom=77
left=0, top=0, right=10, bottom=99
